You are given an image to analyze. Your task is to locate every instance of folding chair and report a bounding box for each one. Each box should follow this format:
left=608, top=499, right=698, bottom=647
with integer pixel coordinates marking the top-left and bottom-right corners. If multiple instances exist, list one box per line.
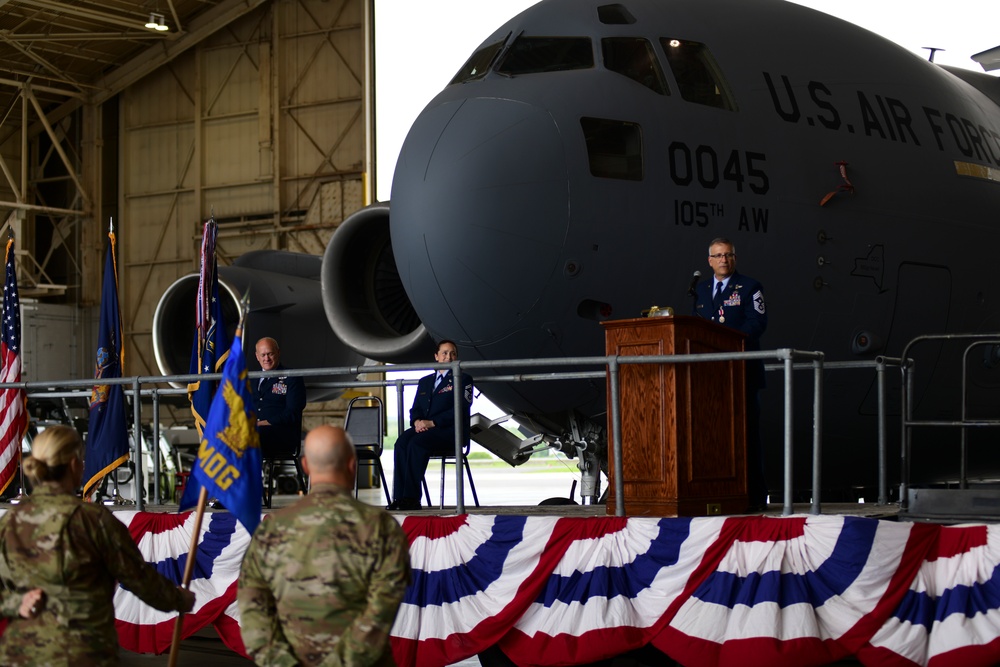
left=422, top=440, right=480, bottom=510
left=262, top=437, right=306, bottom=509
left=344, top=395, right=392, bottom=505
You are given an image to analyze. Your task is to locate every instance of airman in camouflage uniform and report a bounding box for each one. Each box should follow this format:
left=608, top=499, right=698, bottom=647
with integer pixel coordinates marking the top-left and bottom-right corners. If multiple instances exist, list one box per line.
left=239, top=424, right=411, bottom=667
left=0, top=425, right=194, bottom=667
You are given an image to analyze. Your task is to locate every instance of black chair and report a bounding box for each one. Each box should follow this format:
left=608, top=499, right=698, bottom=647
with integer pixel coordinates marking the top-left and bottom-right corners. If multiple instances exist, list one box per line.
left=421, top=440, right=480, bottom=510
left=344, top=396, right=392, bottom=505
left=262, top=438, right=306, bottom=509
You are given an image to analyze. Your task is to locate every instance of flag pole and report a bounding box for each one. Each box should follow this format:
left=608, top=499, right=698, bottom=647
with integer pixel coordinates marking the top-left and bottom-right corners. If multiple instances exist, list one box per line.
left=167, top=485, right=208, bottom=667
left=12, top=222, right=22, bottom=500
left=3, top=226, right=26, bottom=502
left=108, top=217, right=126, bottom=507
left=169, top=291, right=252, bottom=665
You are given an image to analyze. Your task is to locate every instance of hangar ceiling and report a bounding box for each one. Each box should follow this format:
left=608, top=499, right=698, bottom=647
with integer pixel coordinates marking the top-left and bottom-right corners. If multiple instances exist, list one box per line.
left=0, top=0, right=264, bottom=110
left=0, top=0, right=370, bottom=391
left=0, top=0, right=270, bottom=298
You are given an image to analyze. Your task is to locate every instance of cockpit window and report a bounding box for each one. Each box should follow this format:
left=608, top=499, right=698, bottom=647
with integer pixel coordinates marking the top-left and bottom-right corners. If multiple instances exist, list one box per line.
left=450, top=39, right=506, bottom=84
left=496, top=37, right=594, bottom=75
left=597, top=4, right=636, bottom=24
left=659, top=38, right=737, bottom=110
left=602, top=38, right=668, bottom=95
left=581, top=117, right=643, bottom=181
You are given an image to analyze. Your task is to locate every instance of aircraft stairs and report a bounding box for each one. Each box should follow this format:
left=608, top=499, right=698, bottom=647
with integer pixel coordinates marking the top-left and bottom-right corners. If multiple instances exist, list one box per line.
left=469, top=413, right=545, bottom=467
left=899, top=333, right=1000, bottom=523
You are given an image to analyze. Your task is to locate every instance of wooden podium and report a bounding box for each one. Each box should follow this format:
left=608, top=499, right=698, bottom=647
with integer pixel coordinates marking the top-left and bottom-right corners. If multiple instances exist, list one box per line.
left=602, top=315, right=747, bottom=516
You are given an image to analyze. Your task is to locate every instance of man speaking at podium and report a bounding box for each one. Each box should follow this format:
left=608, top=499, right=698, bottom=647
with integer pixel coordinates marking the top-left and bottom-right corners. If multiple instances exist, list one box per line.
left=693, top=237, right=768, bottom=510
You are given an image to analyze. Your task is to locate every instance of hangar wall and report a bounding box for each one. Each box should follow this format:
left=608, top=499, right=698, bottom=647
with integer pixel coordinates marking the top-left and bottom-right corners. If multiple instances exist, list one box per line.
left=119, top=0, right=367, bottom=423
left=0, top=0, right=371, bottom=430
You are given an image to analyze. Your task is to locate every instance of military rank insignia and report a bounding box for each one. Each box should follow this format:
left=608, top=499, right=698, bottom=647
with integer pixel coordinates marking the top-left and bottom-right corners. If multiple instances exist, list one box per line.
left=754, top=290, right=766, bottom=314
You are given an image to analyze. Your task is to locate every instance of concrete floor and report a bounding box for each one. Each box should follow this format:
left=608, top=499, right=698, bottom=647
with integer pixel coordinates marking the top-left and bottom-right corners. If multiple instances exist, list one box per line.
left=120, top=627, right=254, bottom=666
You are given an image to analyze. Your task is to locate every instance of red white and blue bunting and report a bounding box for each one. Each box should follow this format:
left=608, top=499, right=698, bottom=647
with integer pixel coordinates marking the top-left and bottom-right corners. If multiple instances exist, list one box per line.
left=5, top=510, right=1000, bottom=667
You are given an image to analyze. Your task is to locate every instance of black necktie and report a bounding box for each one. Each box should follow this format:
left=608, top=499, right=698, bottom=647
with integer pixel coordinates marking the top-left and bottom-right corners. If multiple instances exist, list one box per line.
left=713, top=281, right=724, bottom=309
left=434, top=373, right=444, bottom=390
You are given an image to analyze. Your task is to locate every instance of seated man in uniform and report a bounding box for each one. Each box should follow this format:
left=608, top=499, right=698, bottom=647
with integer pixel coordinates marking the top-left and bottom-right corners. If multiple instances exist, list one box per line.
left=253, top=337, right=306, bottom=459
left=387, top=340, right=473, bottom=511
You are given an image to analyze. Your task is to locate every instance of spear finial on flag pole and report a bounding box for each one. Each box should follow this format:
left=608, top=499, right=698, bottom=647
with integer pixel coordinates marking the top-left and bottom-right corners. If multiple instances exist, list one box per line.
left=171, top=290, right=258, bottom=666
left=239, top=287, right=250, bottom=322
left=84, top=219, right=130, bottom=502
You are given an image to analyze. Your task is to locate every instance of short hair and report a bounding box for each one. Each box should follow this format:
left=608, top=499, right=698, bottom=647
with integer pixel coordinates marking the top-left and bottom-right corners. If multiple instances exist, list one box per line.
left=436, top=339, right=458, bottom=352
left=256, top=337, right=279, bottom=351
left=23, top=425, right=83, bottom=484
left=708, top=237, right=736, bottom=254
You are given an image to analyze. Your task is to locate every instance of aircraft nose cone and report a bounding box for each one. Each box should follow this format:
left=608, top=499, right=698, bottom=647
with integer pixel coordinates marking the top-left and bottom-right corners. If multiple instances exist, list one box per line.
left=390, top=97, right=569, bottom=344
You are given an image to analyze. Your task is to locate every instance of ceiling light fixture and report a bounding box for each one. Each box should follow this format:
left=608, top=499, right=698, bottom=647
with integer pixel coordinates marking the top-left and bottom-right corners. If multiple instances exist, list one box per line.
left=145, top=12, right=168, bottom=32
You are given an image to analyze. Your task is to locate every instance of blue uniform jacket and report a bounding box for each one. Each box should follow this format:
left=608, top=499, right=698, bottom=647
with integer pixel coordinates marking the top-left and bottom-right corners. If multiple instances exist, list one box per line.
left=693, top=271, right=768, bottom=388
left=410, top=370, right=473, bottom=437
left=254, top=365, right=306, bottom=455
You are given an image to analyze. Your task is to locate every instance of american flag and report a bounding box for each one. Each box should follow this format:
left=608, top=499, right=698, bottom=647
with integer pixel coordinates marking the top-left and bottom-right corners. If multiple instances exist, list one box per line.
left=0, top=236, right=26, bottom=496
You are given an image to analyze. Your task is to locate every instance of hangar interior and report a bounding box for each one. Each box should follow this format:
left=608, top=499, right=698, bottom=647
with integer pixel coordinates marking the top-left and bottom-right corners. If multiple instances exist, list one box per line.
left=0, top=0, right=374, bottom=427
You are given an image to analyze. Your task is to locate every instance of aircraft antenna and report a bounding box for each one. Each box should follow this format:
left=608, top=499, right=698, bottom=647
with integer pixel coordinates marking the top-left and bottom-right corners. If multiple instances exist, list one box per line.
left=922, top=47, right=944, bottom=63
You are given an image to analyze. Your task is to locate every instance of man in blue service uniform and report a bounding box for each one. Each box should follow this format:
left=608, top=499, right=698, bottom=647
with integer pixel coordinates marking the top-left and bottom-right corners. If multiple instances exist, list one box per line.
left=693, top=238, right=768, bottom=510
left=254, top=337, right=307, bottom=458
left=387, top=340, right=473, bottom=511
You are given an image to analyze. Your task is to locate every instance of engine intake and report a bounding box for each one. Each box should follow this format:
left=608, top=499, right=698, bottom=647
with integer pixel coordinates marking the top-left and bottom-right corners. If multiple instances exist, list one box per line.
left=321, top=202, right=434, bottom=362
left=152, top=251, right=365, bottom=402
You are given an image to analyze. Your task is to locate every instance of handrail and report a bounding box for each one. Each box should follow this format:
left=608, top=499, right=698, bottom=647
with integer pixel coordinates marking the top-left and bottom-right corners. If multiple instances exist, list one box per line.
left=898, top=333, right=1000, bottom=511
left=1, top=347, right=896, bottom=516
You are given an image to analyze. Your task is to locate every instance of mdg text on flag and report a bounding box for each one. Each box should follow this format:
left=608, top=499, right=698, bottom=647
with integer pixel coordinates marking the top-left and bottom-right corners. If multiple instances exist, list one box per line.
left=179, top=325, right=262, bottom=535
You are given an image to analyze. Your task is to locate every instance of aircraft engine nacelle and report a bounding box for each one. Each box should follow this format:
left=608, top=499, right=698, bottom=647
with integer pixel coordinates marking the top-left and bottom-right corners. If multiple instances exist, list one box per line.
left=152, top=250, right=365, bottom=402
left=320, top=201, right=435, bottom=363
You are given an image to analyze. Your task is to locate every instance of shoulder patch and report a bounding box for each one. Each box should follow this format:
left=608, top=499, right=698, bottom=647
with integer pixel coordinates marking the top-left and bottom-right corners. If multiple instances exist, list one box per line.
left=753, top=290, right=765, bottom=314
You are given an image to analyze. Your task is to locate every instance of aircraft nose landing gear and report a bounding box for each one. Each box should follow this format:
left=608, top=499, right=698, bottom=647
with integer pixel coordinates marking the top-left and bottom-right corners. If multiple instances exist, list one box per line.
left=550, top=413, right=604, bottom=506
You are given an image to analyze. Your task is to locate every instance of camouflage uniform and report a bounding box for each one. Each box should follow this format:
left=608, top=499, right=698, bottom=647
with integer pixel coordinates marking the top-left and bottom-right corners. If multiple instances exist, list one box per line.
left=238, top=482, right=411, bottom=667
left=0, top=481, right=190, bottom=666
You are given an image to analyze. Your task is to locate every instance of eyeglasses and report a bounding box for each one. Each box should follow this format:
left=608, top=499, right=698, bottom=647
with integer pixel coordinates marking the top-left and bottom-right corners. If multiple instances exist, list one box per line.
left=709, top=252, right=736, bottom=259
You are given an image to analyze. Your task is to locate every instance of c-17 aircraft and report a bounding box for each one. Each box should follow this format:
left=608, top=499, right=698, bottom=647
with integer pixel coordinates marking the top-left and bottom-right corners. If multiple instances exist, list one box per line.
left=155, top=0, right=1000, bottom=504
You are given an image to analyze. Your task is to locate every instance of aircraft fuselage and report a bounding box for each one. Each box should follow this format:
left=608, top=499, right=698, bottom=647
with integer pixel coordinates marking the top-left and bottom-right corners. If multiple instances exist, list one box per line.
left=386, top=0, right=1000, bottom=492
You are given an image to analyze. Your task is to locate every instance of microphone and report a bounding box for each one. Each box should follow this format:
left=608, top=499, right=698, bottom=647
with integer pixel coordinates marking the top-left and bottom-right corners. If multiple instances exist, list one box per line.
left=687, top=270, right=701, bottom=297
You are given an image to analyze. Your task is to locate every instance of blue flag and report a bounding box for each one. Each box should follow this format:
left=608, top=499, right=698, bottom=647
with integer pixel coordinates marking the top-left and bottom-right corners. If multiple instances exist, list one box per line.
left=179, top=327, right=262, bottom=535
left=188, top=219, right=230, bottom=437
left=84, top=228, right=130, bottom=499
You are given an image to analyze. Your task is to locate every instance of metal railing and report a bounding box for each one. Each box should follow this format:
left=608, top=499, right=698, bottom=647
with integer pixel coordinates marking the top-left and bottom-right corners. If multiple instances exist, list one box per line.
left=762, top=356, right=903, bottom=508
left=4, top=347, right=899, bottom=516
left=899, top=333, right=1000, bottom=511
